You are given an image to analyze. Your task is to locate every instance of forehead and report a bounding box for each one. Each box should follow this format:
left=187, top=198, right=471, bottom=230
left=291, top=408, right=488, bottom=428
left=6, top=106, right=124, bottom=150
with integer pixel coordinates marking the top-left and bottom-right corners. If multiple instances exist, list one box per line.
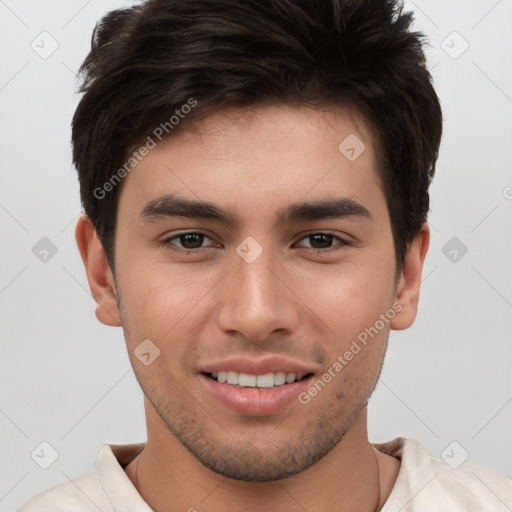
left=116, top=103, right=386, bottom=225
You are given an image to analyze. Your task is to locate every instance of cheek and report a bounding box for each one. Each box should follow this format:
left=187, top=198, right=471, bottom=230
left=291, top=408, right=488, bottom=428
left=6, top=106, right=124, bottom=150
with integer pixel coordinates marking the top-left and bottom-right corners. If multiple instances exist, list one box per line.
left=117, top=261, right=218, bottom=353
left=300, top=260, right=396, bottom=338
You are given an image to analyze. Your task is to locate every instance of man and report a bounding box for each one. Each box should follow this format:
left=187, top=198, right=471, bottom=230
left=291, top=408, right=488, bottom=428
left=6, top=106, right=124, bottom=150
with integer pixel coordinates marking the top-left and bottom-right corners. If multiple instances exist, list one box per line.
left=19, top=0, right=512, bottom=510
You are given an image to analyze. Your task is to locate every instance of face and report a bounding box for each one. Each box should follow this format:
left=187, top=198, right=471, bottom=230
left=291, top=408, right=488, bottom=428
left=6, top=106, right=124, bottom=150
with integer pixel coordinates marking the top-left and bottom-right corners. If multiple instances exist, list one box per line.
left=88, top=103, right=415, bottom=481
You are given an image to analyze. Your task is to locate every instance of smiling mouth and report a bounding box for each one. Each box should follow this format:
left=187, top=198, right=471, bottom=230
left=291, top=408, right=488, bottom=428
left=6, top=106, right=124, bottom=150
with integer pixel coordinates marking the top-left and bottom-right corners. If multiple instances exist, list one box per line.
left=203, top=371, right=314, bottom=389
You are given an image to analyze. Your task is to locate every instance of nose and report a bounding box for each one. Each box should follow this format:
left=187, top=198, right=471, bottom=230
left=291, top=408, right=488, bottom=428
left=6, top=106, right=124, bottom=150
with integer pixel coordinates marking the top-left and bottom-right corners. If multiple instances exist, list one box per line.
left=216, top=245, right=300, bottom=344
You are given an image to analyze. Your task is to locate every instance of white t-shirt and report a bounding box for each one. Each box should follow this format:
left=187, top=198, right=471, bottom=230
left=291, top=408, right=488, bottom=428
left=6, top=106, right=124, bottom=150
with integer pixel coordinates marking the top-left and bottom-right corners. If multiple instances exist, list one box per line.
left=18, top=437, right=512, bottom=511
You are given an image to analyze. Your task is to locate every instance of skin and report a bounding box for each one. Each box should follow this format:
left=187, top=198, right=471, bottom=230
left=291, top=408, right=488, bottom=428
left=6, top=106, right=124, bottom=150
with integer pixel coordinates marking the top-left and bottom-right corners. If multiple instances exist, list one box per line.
left=75, top=103, right=429, bottom=512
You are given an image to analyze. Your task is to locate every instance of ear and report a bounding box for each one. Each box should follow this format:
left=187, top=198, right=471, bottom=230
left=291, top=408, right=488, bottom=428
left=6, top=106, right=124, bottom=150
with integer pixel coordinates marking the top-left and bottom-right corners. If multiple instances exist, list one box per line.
left=75, top=214, right=122, bottom=327
left=390, top=225, right=430, bottom=330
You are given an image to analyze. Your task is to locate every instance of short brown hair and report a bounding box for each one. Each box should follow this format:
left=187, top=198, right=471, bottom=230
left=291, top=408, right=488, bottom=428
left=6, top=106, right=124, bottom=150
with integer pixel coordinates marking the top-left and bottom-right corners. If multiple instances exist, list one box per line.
left=72, top=0, right=442, bottom=273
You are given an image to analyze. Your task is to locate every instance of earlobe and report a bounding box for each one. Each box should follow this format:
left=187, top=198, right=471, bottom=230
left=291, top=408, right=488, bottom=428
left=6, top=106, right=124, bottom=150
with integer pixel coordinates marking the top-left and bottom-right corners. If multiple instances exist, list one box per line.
left=75, top=214, right=122, bottom=327
left=390, top=225, right=430, bottom=331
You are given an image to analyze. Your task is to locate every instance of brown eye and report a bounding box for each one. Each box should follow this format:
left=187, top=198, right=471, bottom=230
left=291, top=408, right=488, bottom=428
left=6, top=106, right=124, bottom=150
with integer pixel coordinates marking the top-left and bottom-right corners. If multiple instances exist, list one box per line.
left=161, top=232, right=214, bottom=253
left=295, top=232, right=347, bottom=251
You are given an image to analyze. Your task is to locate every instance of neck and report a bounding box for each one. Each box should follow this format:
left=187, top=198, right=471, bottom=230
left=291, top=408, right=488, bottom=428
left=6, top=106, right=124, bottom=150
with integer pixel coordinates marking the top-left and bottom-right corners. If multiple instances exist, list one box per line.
left=124, top=402, right=398, bottom=512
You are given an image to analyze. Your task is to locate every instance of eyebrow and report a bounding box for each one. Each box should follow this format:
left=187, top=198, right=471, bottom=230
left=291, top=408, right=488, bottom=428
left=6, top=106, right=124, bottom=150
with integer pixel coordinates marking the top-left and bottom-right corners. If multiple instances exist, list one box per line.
left=139, top=193, right=372, bottom=227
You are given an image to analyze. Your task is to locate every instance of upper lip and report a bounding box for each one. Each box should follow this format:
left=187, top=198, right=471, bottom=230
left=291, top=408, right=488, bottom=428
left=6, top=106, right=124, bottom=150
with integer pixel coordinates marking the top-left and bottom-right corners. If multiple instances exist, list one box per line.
left=198, top=356, right=317, bottom=376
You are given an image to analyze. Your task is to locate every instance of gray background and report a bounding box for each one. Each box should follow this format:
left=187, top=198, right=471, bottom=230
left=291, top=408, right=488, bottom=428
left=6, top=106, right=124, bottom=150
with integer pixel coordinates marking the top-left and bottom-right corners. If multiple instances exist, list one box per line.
left=1, top=0, right=511, bottom=510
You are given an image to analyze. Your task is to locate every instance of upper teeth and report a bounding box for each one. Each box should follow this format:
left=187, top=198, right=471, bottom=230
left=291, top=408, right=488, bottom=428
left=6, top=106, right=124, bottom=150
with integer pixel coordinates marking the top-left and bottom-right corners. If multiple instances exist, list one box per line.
left=212, top=371, right=305, bottom=388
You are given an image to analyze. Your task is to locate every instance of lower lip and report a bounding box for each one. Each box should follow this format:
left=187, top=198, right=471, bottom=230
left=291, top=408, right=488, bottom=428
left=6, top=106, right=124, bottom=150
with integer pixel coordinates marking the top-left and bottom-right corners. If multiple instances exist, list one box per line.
left=199, top=373, right=313, bottom=416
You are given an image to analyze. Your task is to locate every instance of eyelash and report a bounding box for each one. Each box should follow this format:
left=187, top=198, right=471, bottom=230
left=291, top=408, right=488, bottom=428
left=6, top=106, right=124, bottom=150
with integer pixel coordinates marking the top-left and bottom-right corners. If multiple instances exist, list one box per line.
left=159, top=231, right=349, bottom=255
